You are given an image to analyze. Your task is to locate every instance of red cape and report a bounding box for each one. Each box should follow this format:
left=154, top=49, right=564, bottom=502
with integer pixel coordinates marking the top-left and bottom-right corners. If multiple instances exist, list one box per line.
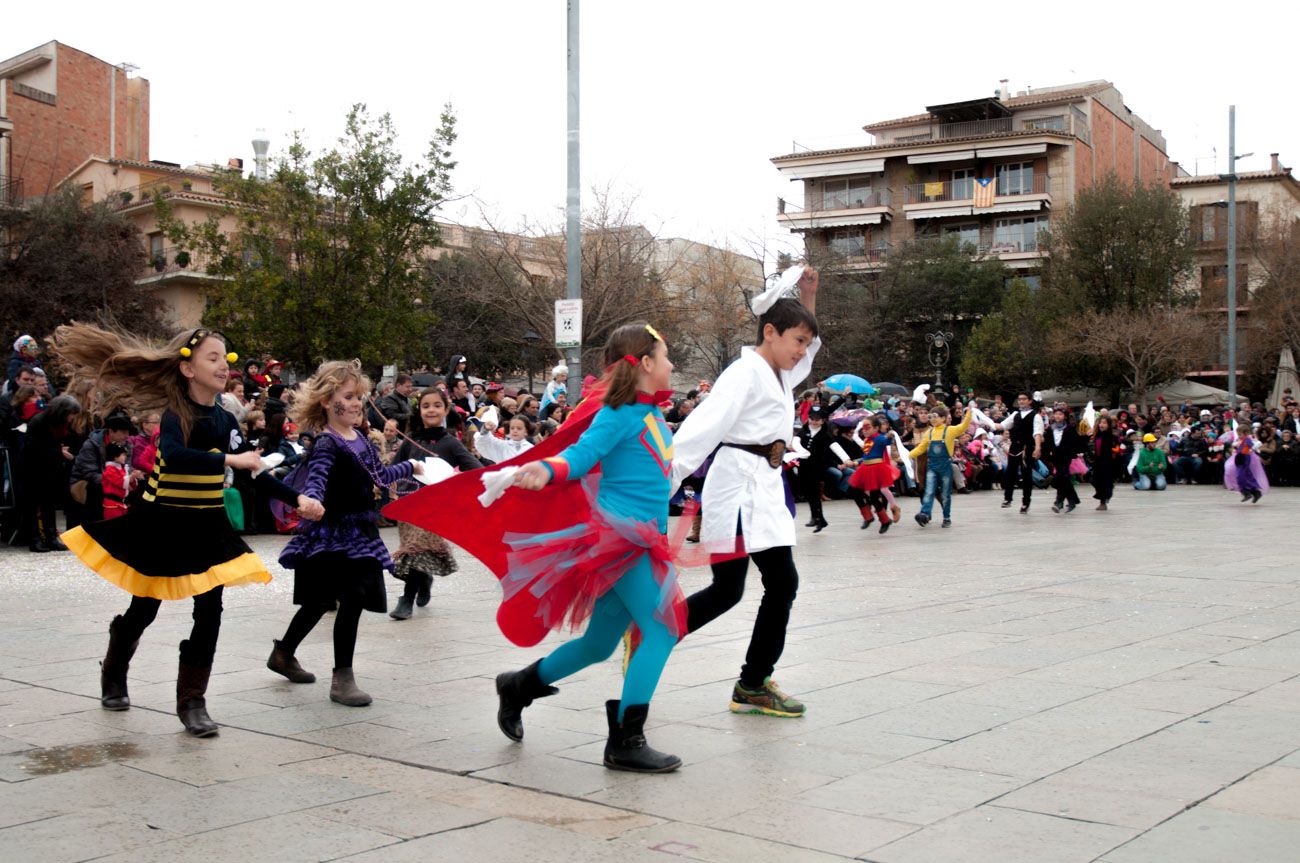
left=383, top=395, right=605, bottom=645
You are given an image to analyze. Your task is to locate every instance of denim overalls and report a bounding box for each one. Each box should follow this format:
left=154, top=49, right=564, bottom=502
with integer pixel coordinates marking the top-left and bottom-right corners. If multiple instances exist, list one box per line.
left=920, top=428, right=953, bottom=519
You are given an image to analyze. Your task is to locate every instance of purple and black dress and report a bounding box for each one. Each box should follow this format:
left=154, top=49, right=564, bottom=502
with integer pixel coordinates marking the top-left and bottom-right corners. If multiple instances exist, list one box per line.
left=279, top=431, right=414, bottom=612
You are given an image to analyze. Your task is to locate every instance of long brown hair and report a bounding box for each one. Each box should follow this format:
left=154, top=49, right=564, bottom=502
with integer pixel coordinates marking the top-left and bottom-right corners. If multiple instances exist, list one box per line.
left=48, top=322, right=224, bottom=440
left=601, top=322, right=663, bottom=409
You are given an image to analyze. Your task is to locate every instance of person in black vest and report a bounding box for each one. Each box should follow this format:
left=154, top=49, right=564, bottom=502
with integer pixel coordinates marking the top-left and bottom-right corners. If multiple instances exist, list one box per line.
left=998, top=392, right=1044, bottom=513
left=1044, top=406, right=1084, bottom=513
left=798, top=405, right=831, bottom=532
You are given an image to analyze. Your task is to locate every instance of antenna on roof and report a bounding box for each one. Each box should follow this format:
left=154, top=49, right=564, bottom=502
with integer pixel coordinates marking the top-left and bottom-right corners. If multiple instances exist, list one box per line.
left=252, top=129, right=270, bottom=181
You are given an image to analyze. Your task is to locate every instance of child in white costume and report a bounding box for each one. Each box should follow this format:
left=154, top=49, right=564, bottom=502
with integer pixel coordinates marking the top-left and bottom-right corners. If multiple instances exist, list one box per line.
left=670, top=266, right=820, bottom=717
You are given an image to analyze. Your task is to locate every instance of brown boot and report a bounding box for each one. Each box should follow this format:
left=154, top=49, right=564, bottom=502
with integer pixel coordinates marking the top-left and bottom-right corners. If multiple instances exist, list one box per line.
left=686, top=513, right=701, bottom=543
left=267, top=640, right=316, bottom=683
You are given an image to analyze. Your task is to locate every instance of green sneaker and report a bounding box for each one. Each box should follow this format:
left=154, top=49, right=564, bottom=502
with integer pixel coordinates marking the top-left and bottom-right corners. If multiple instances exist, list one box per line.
left=729, top=678, right=805, bottom=718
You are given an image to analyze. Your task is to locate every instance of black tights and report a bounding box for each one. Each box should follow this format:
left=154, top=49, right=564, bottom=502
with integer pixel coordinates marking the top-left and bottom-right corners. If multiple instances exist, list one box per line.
left=278, top=601, right=363, bottom=669
left=118, top=586, right=224, bottom=665
left=686, top=546, right=799, bottom=688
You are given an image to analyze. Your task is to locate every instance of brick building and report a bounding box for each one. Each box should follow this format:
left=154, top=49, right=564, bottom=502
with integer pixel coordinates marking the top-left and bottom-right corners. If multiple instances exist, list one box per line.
left=0, top=41, right=149, bottom=203
left=772, top=81, right=1175, bottom=278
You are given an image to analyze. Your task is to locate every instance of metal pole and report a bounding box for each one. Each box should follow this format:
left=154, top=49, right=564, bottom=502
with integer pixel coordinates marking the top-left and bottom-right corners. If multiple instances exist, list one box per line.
left=109, top=65, right=116, bottom=160
left=564, top=0, right=582, bottom=397
left=1227, top=105, right=1237, bottom=406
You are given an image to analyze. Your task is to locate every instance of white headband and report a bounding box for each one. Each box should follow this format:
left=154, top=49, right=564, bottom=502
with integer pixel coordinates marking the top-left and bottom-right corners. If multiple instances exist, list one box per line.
left=750, top=265, right=805, bottom=316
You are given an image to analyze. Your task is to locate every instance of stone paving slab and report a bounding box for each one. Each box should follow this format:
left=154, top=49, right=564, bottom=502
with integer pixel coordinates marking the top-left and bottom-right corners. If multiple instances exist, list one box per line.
left=1, top=486, right=1298, bottom=860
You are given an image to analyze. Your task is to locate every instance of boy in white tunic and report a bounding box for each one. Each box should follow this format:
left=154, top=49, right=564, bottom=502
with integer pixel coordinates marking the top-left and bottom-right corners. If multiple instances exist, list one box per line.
left=670, top=266, right=820, bottom=717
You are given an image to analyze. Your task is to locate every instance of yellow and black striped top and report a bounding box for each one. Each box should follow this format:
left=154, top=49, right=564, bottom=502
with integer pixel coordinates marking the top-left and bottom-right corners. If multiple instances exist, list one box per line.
left=142, top=447, right=226, bottom=508
left=144, top=403, right=245, bottom=509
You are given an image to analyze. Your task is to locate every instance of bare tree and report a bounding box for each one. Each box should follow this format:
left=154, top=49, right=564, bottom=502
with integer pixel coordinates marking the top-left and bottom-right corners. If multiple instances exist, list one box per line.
left=1239, top=205, right=1300, bottom=391
left=658, top=241, right=761, bottom=379
left=1061, top=308, right=1214, bottom=411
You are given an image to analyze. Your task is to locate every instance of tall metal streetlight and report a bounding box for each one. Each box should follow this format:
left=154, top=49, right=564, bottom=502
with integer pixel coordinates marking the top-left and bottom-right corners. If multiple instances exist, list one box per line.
left=564, top=1, right=582, bottom=398
left=926, top=330, right=953, bottom=388
left=1224, top=105, right=1254, bottom=407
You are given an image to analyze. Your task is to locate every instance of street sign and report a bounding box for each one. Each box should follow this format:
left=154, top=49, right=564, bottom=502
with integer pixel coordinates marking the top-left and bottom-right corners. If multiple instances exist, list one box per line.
left=555, top=298, right=583, bottom=349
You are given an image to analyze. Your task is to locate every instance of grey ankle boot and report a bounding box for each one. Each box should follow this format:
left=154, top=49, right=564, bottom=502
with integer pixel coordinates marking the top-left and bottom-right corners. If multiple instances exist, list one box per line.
left=330, top=668, right=371, bottom=706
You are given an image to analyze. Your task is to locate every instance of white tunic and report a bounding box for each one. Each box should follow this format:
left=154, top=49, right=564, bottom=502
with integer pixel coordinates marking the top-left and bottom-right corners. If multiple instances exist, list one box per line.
left=672, top=339, right=821, bottom=553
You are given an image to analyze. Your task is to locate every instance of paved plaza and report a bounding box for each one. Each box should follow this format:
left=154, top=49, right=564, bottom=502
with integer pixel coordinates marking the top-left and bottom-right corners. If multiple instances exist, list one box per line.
left=1, top=486, right=1298, bottom=862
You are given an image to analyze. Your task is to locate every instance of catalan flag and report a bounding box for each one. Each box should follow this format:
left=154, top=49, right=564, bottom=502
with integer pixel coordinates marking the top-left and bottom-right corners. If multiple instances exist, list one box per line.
left=973, top=177, right=995, bottom=208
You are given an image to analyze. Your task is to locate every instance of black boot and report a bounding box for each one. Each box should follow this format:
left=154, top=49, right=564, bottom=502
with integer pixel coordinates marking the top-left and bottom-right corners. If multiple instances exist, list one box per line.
left=603, top=700, right=681, bottom=773
left=266, top=640, right=316, bottom=683
left=100, top=615, right=140, bottom=710
left=495, top=659, right=558, bottom=741
left=176, top=643, right=219, bottom=738
left=29, top=536, right=50, bottom=553
left=415, top=572, right=434, bottom=607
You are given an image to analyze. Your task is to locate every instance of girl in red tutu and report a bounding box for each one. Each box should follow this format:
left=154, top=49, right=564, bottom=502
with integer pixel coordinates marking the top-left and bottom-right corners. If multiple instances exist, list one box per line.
left=849, top=416, right=903, bottom=533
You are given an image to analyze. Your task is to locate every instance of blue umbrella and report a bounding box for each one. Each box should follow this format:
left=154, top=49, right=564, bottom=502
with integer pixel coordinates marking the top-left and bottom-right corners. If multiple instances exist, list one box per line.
left=823, top=373, right=877, bottom=396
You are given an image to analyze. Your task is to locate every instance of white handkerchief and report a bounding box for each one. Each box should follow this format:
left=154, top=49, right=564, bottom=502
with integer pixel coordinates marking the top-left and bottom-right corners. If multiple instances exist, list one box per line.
left=414, top=457, right=455, bottom=485
left=478, top=467, right=518, bottom=507
left=750, top=265, right=804, bottom=316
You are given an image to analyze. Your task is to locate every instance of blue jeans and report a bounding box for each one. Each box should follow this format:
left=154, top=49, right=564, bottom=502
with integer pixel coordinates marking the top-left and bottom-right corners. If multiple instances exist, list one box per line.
left=1134, top=473, right=1167, bottom=491
left=1173, top=456, right=1202, bottom=483
left=824, top=466, right=850, bottom=495
left=920, top=465, right=953, bottom=517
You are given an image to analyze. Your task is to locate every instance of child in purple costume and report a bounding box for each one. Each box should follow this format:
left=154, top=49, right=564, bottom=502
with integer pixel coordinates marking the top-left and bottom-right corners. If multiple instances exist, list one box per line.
left=267, top=361, right=421, bottom=706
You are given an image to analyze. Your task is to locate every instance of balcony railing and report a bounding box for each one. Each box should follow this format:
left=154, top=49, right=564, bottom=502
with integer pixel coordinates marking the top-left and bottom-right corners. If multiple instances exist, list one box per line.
left=817, top=188, right=892, bottom=211
left=142, top=245, right=222, bottom=280
left=0, top=176, right=22, bottom=207
left=904, top=173, right=1050, bottom=205
left=886, top=113, right=1090, bottom=145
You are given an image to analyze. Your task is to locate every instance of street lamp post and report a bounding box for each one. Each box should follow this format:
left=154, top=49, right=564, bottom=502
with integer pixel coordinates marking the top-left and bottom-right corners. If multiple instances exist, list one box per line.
left=1224, top=105, right=1254, bottom=408
left=926, top=330, right=953, bottom=388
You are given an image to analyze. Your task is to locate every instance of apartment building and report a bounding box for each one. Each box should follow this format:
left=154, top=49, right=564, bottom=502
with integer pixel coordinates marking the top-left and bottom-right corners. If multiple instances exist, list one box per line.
left=0, top=41, right=149, bottom=204
left=772, top=81, right=1175, bottom=277
left=1172, top=154, right=1300, bottom=379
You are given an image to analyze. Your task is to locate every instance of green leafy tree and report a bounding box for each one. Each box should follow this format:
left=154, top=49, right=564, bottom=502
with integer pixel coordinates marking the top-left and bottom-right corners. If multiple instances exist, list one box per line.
left=0, top=185, right=161, bottom=340
left=156, top=104, right=457, bottom=373
left=1040, top=173, right=1195, bottom=313
left=957, top=277, right=1061, bottom=393
left=810, top=235, right=1008, bottom=384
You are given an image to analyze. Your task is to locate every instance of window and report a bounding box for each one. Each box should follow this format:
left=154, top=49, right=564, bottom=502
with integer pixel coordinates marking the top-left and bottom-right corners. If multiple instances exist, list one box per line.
left=993, top=215, right=1048, bottom=252
left=822, top=177, right=873, bottom=210
left=828, top=229, right=866, bottom=257
left=950, top=168, right=974, bottom=200
left=996, top=162, right=1034, bottom=195
left=1023, top=115, right=1066, bottom=131
left=1200, top=264, right=1248, bottom=307
left=148, top=232, right=164, bottom=258
left=943, top=222, right=981, bottom=250
left=1197, top=206, right=1219, bottom=243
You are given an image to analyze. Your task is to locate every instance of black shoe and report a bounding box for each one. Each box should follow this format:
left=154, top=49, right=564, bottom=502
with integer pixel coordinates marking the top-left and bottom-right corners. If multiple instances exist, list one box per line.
left=603, top=700, right=681, bottom=773
left=46, top=537, right=69, bottom=552
left=879, top=520, right=891, bottom=534
left=415, top=572, right=433, bottom=607
left=941, top=519, right=952, bottom=528
left=389, top=595, right=414, bottom=620
left=176, top=649, right=219, bottom=738
left=28, top=538, right=50, bottom=553
left=495, top=659, right=558, bottom=742
left=266, top=640, right=316, bottom=683
left=1241, top=492, right=1251, bottom=502
left=804, top=519, right=817, bottom=527
left=1251, top=490, right=1262, bottom=503
left=1065, top=502, right=1076, bottom=513
left=860, top=520, right=872, bottom=530
left=812, top=519, right=828, bottom=533
left=1001, top=500, right=1012, bottom=508
left=914, top=513, right=929, bottom=527
left=1020, top=504, right=1030, bottom=514
left=1051, top=502, right=1062, bottom=513
left=100, top=615, right=139, bottom=711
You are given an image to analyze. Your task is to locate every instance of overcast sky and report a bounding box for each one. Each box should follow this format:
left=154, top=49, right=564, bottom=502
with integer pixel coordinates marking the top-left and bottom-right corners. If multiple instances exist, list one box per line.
left=7, top=1, right=1295, bottom=270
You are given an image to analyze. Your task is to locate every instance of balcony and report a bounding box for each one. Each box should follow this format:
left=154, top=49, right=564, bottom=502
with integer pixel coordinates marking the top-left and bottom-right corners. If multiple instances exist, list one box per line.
left=777, top=190, right=893, bottom=232
left=0, top=175, right=22, bottom=208
left=902, top=174, right=1051, bottom=219
left=138, top=245, right=227, bottom=284
left=887, top=113, right=1090, bottom=145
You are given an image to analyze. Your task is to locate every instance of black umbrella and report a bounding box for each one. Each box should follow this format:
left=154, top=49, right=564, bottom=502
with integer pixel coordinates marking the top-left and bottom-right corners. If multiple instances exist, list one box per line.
left=873, top=382, right=910, bottom=397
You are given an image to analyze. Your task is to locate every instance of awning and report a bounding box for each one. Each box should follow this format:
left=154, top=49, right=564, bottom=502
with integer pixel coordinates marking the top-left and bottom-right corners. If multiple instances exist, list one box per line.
left=907, top=150, right=975, bottom=165
left=779, top=158, right=885, bottom=180
left=977, top=143, right=1048, bottom=158
left=807, top=213, right=884, bottom=228
left=906, top=206, right=973, bottom=220
left=980, top=200, right=1045, bottom=214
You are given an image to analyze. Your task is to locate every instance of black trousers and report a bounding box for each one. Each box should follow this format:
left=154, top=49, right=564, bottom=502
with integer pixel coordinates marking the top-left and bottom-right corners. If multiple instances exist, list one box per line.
left=1052, top=466, right=1080, bottom=506
left=686, top=545, right=798, bottom=688
left=1002, top=450, right=1035, bottom=504
left=801, top=468, right=823, bottom=522
left=118, top=586, right=224, bottom=665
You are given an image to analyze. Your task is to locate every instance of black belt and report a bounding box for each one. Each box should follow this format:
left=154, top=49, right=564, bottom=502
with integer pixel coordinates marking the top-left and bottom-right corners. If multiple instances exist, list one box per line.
left=723, top=441, right=786, bottom=468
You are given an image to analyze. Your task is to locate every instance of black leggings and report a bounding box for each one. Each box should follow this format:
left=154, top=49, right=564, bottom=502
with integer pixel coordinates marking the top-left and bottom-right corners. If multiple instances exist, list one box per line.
left=118, top=586, right=224, bottom=665
left=686, top=545, right=798, bottom=688
left=278, top=600, right=364, bottom=670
